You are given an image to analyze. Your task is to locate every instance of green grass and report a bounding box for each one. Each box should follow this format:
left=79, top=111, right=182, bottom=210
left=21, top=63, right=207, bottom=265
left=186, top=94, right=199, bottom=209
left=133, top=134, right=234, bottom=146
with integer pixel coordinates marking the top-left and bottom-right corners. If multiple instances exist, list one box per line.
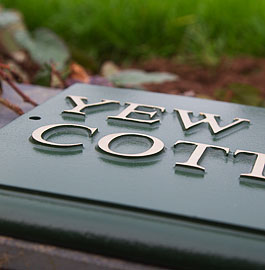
left=2, top=0, right=265, bottom=66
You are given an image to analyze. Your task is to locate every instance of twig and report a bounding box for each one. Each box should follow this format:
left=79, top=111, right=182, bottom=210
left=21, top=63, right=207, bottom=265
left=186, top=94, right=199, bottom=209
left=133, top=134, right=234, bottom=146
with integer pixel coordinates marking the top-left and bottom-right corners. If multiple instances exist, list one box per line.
left=0, top=69, right=38, bottom=106
left=2, top=64, right=26, bottom=83
left=0, top=96, right=24, bottom=115
left=51, top=63, right=66, bottom=88
left=0, top=63, right=10, bottom=69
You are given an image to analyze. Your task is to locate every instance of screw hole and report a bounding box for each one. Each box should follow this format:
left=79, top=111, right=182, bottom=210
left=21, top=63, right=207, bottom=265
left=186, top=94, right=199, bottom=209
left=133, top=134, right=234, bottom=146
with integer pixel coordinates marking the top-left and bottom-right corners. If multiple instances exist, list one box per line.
left=29, top=116, right=41, bottom=120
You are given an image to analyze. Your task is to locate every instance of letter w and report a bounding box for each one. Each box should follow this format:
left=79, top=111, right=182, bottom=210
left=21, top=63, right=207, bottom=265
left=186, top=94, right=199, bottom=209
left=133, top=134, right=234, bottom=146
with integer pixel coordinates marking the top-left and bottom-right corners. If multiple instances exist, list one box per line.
left=175, top=109, right=250, bottom=135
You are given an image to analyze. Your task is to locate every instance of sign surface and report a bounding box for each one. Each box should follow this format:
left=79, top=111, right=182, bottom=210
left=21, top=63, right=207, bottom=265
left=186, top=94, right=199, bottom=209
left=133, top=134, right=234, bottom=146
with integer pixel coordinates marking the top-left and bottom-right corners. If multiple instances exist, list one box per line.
left=0, top=84, right=265, bottom=231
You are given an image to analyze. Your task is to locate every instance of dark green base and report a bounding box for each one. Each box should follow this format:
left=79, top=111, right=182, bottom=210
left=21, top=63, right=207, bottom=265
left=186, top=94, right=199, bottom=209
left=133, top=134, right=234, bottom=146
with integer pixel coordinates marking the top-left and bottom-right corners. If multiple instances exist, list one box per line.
left=0, top=188, right=264, bottom=270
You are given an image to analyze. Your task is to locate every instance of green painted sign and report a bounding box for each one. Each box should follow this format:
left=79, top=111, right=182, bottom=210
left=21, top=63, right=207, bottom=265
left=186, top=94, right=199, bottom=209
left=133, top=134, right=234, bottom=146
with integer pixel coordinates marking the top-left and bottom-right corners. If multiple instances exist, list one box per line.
left=0, top=84, right=265, bottom=269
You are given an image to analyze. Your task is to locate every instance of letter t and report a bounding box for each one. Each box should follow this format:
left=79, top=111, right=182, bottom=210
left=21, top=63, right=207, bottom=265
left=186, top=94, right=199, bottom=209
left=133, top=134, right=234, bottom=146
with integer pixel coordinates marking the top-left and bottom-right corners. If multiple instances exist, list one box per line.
left=174, top=140, right=229, bottom=172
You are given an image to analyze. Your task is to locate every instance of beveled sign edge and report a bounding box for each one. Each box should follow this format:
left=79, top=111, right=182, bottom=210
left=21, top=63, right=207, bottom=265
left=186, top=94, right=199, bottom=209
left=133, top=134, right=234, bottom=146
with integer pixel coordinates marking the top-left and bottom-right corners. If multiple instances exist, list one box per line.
left=0, top=187, right=264, bottom=269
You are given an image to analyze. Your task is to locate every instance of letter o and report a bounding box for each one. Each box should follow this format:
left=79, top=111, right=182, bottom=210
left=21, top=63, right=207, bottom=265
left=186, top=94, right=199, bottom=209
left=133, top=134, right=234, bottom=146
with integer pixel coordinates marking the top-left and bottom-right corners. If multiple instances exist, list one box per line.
left=97, top=132, right=164, bottom=158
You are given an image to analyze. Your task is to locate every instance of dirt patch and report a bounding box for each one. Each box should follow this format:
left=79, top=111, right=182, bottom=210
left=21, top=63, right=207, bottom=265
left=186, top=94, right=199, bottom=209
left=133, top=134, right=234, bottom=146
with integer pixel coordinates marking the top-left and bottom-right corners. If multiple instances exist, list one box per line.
left=131, top=57, right=265, bottom=104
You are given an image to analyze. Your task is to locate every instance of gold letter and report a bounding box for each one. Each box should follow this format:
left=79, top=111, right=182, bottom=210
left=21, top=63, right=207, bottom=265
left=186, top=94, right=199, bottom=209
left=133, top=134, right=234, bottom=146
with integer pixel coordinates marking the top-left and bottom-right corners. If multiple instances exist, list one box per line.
left=108, top=102, right=165, bottom=124
left=234, top=150, right=265, bottom=181
left=175, top=109, right=250, bottom=135
left=63, top=95, right=120, bottom=118
left=174, top=140, right=229, bottom=171
left=31, top=124, right=97, bottom=150
left=98, top=132, right=164, bottom=158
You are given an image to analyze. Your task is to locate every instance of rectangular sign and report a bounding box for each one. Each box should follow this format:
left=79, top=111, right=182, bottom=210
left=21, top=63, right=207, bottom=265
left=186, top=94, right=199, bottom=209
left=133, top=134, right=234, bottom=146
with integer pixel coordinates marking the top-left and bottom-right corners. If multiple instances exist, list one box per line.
left=0, top=84, right=265, bottom=268
left=1, top=83, right=265, bottom=229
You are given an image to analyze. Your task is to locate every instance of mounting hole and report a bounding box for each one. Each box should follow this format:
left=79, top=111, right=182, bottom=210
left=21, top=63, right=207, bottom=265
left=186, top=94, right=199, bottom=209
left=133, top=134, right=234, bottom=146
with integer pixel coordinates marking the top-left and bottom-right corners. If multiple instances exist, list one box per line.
left=29, top=116, right=41, bottom=120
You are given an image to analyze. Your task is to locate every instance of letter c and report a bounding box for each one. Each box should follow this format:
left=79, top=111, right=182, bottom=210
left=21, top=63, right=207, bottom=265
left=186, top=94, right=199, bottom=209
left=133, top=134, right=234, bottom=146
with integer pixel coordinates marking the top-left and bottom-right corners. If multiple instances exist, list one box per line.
left=31, top=124, right=98, bottom=149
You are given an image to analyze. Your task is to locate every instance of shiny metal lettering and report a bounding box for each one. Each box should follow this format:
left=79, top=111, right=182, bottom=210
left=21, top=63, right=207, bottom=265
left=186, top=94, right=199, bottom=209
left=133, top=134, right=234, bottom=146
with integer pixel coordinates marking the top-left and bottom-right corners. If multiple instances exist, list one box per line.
left=63, top=95, right=120, bottom=118
left=108, top=102, right=165, bottom=124
left=174, top=140, right=229, bottom=171
left=98, top=132, right=164, bottom=158
left=175, top=109, right=250, bottom=135
left=31, top=124, right=97, bottom=149
left=234, top=150, right=265, bottom=180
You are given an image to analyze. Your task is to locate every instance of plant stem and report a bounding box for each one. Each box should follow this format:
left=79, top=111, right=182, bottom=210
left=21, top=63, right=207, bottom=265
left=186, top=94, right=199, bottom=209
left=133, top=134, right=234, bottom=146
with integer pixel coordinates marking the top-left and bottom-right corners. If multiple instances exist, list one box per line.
left=0, top=96, right=24, bottom=115
left=0, top=69, right=38, bottom=106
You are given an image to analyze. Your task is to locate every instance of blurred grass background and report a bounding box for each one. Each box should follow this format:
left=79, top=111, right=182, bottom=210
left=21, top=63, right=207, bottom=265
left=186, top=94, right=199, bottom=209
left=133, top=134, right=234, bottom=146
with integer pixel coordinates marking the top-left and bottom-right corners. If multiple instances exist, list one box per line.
left=1, top=0, right=265, bottom=67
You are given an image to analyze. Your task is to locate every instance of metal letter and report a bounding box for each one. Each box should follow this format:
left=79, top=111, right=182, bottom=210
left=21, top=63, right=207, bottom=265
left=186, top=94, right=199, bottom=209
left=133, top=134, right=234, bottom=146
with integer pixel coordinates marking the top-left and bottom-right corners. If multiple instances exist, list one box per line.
left=98, top=132, right=164, bottom=158
left=234, top=150, right=265, bottom=180
left=63, top=95, right=120, bottom=118
left=31, top=124, right=97, bottom=149
left=175, top=109, right=250, bottom=135
left=108, top=102, right=165, bottom=124
left=174, top=140, right=229, bottom=171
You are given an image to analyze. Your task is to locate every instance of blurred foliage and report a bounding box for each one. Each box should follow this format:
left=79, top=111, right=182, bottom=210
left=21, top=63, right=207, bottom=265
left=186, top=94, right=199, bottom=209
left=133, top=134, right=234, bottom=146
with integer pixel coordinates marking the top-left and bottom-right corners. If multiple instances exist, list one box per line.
left=215, top=83, right=263, bottom=107
left=0, top=8, right=70, bottom=85
left=15, top=28, right=69, bottom=71
left=2, top=0, right=265, bottom=67
left=107, top=69, right=177, bottom=88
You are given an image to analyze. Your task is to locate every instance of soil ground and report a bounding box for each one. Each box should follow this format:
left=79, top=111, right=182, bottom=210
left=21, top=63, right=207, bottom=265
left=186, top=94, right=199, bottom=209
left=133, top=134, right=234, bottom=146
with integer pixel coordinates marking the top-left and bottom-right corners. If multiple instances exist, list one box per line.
left=132, top=57, right=265, bottom=103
